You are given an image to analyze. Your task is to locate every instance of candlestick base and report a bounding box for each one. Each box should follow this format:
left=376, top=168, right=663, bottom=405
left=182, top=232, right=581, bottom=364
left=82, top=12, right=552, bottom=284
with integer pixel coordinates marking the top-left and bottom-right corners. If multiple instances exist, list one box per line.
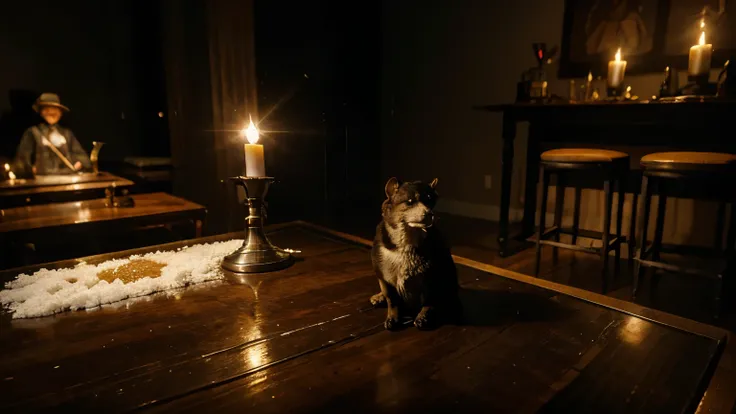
left=221, top=176, right=294, bottom=274
left=683, top=75, right=717, bottom=96
left=606, top=86, right=624, bottom=98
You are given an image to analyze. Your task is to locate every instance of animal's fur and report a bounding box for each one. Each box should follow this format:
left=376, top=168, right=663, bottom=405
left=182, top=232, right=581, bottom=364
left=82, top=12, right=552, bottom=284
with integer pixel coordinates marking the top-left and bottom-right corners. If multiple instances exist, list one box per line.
left=371, top=177, right=462, bottom=330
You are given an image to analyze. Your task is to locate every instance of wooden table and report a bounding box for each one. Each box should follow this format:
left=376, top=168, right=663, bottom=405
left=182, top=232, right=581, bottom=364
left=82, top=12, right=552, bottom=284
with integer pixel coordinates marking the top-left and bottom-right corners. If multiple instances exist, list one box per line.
left=0, top=222, right=733, bottom=413
left=0, top=192, right=205, bottom=242
left=475, top=100, right=736, bottom=257
left=0, top=172, right=134, bottom=208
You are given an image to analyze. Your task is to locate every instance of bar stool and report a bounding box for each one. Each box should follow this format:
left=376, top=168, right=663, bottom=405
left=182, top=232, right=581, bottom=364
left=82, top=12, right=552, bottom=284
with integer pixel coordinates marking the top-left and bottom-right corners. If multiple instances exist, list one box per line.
left=535, top=149, right=631, bottom=293
left=633, top=151, right=736, bottom=317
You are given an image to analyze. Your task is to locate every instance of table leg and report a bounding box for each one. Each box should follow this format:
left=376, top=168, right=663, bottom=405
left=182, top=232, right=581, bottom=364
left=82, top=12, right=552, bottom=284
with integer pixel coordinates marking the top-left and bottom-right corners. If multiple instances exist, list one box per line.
left=522, top=129, right=541, bottom=239
left=195, top=220, right=203, bottom=238
left=498, top=112, right=516, bottom=257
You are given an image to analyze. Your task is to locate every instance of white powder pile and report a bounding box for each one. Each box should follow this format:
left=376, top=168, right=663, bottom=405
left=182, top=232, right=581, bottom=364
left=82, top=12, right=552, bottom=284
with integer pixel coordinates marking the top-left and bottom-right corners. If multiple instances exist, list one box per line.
left=0, top=239, right=243, bottom=319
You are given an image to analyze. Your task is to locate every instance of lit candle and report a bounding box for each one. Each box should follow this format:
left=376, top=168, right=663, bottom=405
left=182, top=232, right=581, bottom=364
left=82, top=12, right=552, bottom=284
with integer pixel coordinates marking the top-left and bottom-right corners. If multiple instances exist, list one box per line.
left=243, top=117, right=265, bottom=177
left=4, top=163, right=15, bottom=180
left=688, top=24, right=712, bottom=77
left=607, top=48, right=627, bottom=89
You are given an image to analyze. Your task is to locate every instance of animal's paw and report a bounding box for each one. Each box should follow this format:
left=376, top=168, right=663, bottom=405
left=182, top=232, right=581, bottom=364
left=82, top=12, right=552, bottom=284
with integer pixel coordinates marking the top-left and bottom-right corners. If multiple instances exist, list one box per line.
left=370, top=292, right=386, bottom=307
left=384, top=316, right=400, bottom=331
left=414, top=312, right=436, bottom=330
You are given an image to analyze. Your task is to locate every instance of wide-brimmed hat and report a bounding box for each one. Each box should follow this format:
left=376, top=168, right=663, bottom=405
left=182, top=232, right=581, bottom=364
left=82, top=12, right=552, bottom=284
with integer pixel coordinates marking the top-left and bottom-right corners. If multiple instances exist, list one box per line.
left=32, top=93, right=70, bottom=112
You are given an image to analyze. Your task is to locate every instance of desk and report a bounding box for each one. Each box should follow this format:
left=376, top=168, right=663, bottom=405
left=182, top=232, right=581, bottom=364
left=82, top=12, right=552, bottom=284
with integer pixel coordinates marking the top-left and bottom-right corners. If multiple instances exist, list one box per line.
left=0, top=192, right=205, bottom=242
left=0, top=172, right=133, bottom=208
left=475, top=100, right=736, bottom=257
left=0, top=222, right=733, bottom=413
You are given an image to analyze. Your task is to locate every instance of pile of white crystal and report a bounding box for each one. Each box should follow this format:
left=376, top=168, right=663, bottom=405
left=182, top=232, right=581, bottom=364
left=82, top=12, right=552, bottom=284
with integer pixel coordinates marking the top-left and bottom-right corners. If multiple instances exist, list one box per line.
left=0, top=239, right=243, bottom=319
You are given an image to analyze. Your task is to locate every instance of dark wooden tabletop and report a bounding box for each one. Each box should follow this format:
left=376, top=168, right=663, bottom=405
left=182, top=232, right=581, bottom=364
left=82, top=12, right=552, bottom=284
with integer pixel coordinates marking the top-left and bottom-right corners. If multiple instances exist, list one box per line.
left=0, top=172, right=134, bottom=208
left=0, top=172, right=133, bottom=193
left=0, top=222, right=733, bottom=413
left=0, top=192, right=205, bottom=240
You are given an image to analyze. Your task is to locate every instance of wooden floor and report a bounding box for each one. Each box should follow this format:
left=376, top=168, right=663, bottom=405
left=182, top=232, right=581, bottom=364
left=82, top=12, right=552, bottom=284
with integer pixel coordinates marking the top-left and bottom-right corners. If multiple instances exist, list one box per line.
left=0, top=223, right=731, bottom=413
left=322, top=212, right=736, bottom=333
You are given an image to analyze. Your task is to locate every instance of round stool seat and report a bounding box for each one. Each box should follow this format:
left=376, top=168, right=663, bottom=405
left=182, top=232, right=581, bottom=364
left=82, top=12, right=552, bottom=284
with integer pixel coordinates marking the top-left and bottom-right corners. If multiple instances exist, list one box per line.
left=541, top=148, right=629, bottom=164
left=641, top=152, right=736, bottom=172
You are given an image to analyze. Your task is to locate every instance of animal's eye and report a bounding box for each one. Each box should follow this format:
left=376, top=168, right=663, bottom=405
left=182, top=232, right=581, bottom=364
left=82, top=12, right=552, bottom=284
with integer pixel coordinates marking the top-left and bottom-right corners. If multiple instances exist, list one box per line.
left=406, top=198, right=414, bottom=205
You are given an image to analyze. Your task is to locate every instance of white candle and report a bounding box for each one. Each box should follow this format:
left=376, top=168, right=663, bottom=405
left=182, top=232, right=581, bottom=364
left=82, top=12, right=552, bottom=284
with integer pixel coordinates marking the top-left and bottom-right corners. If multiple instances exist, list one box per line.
left=607, top=48, right=627, bottom=88
left=243, top=118, right=265, bottom=177
left=689, top=30, right=712, bottom=77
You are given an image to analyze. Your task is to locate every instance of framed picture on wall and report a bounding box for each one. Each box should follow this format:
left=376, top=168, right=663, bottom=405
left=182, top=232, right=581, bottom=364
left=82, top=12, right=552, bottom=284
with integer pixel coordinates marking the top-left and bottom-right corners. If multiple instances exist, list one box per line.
left=663, top=0, right=735, bottom=58
left=559, top=0, right=734, bottom=78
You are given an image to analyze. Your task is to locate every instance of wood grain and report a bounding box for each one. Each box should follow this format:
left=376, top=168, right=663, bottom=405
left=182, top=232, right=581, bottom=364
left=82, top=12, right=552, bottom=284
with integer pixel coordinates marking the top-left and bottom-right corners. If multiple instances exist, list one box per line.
left=0, top=192, right=205, bottom=236
left=0, top=223, right=731, bottom=413
left=0, top=172, right=134, bottom=208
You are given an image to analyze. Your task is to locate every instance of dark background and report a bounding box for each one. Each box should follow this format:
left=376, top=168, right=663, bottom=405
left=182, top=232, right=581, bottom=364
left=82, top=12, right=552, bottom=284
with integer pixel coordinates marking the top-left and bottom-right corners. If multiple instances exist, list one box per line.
left=0, top=0, right=720, bottom=247
left=0, top=0, right=383, bottom=232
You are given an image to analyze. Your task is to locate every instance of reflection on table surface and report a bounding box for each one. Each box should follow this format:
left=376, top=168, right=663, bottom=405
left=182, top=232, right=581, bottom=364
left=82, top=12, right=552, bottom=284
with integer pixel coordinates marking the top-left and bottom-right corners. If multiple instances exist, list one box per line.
left=0, top=172, right=119, bottom=190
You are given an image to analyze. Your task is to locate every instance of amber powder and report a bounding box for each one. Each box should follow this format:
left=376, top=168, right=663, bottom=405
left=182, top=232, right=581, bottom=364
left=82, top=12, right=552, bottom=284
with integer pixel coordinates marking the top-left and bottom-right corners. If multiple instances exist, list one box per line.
left=97, top=259, right=166, bottom=284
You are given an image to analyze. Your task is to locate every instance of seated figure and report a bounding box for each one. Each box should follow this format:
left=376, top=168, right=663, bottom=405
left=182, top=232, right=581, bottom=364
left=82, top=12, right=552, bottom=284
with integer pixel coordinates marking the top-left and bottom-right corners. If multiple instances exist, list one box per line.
left=14, top=93, right=91, bottom=175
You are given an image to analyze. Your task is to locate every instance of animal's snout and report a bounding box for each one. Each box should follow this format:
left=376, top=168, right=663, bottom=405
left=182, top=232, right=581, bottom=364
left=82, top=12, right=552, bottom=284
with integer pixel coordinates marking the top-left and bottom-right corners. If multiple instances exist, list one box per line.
left=418, top=210, right=435, bottom=226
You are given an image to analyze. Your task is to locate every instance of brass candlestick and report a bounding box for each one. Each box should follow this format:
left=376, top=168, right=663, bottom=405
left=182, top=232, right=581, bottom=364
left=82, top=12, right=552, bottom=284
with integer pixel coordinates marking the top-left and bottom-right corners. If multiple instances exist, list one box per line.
left=221, top=176, right=294, bottom=273
left=90, top=141, right=105, bottom=174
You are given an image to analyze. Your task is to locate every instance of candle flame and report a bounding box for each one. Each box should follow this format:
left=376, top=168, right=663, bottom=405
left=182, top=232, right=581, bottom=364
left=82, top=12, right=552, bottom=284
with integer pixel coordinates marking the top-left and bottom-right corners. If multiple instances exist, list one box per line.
left=700, top=19, right=705, bottom=29
left=3, top=163, right=9, bottom=171
left=8, top=171, right=16, bottom=180
left=242, top=116, right=260, bottom=144
left=699, top=31, right=706, bottom=46
left=615, top=48, right=621, bottom=62
left=587, top=71, right=593, bottom=81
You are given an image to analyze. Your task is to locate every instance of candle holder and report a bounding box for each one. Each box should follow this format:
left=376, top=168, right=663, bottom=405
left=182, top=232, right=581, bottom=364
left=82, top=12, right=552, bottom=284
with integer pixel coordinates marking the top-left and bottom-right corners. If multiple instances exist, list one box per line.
left=606, top=85, right=624, bottom=99
left=221, top=176, right=294, bottom=273
left=682, top=74, right=717, bottom=96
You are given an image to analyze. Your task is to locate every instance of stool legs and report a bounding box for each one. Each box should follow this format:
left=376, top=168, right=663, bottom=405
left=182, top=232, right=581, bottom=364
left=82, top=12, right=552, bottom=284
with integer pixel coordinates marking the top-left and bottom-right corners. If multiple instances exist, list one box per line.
left=601, top=175, right=614, bottom=293
left=633, top=175, right=653, bottom=299
left=650, top=180, right=667, bottom=295
left=553, top=174, right=566, bottom=265
left=629, top=191, right=638, bottom=265
left=614, top=173, right=626, bottom=274
left=535, top=166, right=550, bottom=276
left=571, top=187, right=582, bottom=246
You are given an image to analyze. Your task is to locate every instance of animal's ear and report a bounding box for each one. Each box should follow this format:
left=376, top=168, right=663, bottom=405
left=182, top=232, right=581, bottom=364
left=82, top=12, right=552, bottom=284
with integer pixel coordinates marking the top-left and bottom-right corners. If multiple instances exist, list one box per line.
left=429, top=178, right=439, bottom=189
left=385, top=177, right=400, bottom=198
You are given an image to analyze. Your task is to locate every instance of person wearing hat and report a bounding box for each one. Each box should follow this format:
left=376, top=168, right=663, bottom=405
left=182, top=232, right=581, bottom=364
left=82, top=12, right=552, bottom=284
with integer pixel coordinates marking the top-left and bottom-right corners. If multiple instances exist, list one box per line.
left=13, top=93, right=91, bottom=175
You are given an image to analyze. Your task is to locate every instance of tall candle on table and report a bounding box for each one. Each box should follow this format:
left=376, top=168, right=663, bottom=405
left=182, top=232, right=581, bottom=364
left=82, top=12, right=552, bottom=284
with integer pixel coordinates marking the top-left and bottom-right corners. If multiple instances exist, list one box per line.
left=607, top=48, right=627, bottom=89
left=243, top=117, right=265, bottom=177
left=688, top=24, right=712, bottom=77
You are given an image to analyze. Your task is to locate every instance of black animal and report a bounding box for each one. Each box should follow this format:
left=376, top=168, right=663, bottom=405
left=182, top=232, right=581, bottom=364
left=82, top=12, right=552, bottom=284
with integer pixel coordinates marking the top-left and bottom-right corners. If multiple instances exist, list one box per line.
left=370, top=177, right=462, bottom=330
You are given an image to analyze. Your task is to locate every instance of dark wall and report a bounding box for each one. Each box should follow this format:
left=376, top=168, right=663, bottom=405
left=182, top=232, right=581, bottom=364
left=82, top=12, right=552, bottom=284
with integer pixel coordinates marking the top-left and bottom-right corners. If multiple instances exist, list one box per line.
left=254, top=0, right=383, bottom=223
left=0, top=1, right=168, bottom=161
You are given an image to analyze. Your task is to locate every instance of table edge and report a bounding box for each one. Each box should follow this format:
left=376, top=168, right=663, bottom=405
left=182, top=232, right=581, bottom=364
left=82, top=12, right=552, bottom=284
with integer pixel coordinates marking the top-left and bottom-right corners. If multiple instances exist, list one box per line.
left=0, top=192, right=206, bottom=235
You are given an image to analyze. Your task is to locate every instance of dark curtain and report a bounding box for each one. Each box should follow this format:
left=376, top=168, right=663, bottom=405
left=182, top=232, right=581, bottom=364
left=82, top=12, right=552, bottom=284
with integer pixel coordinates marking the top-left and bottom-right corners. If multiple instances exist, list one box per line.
left=161, top=0, right=257, bottom=234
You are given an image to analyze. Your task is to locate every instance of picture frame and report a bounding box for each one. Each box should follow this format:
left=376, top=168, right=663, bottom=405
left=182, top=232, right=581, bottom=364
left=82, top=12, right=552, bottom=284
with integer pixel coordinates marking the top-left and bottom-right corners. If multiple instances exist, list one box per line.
left=559, top=0, right=734, bottom=78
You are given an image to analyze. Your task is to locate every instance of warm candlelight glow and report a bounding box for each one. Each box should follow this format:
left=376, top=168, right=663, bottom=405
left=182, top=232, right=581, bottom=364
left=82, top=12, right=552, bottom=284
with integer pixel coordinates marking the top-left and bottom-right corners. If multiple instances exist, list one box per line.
left=689, top=22, right=712, bottom=76
left=242, top=114, right=266, bottom=177
left=607, top=48, right=627, bottom=91
left=243, top=117, right=260, bottom=144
